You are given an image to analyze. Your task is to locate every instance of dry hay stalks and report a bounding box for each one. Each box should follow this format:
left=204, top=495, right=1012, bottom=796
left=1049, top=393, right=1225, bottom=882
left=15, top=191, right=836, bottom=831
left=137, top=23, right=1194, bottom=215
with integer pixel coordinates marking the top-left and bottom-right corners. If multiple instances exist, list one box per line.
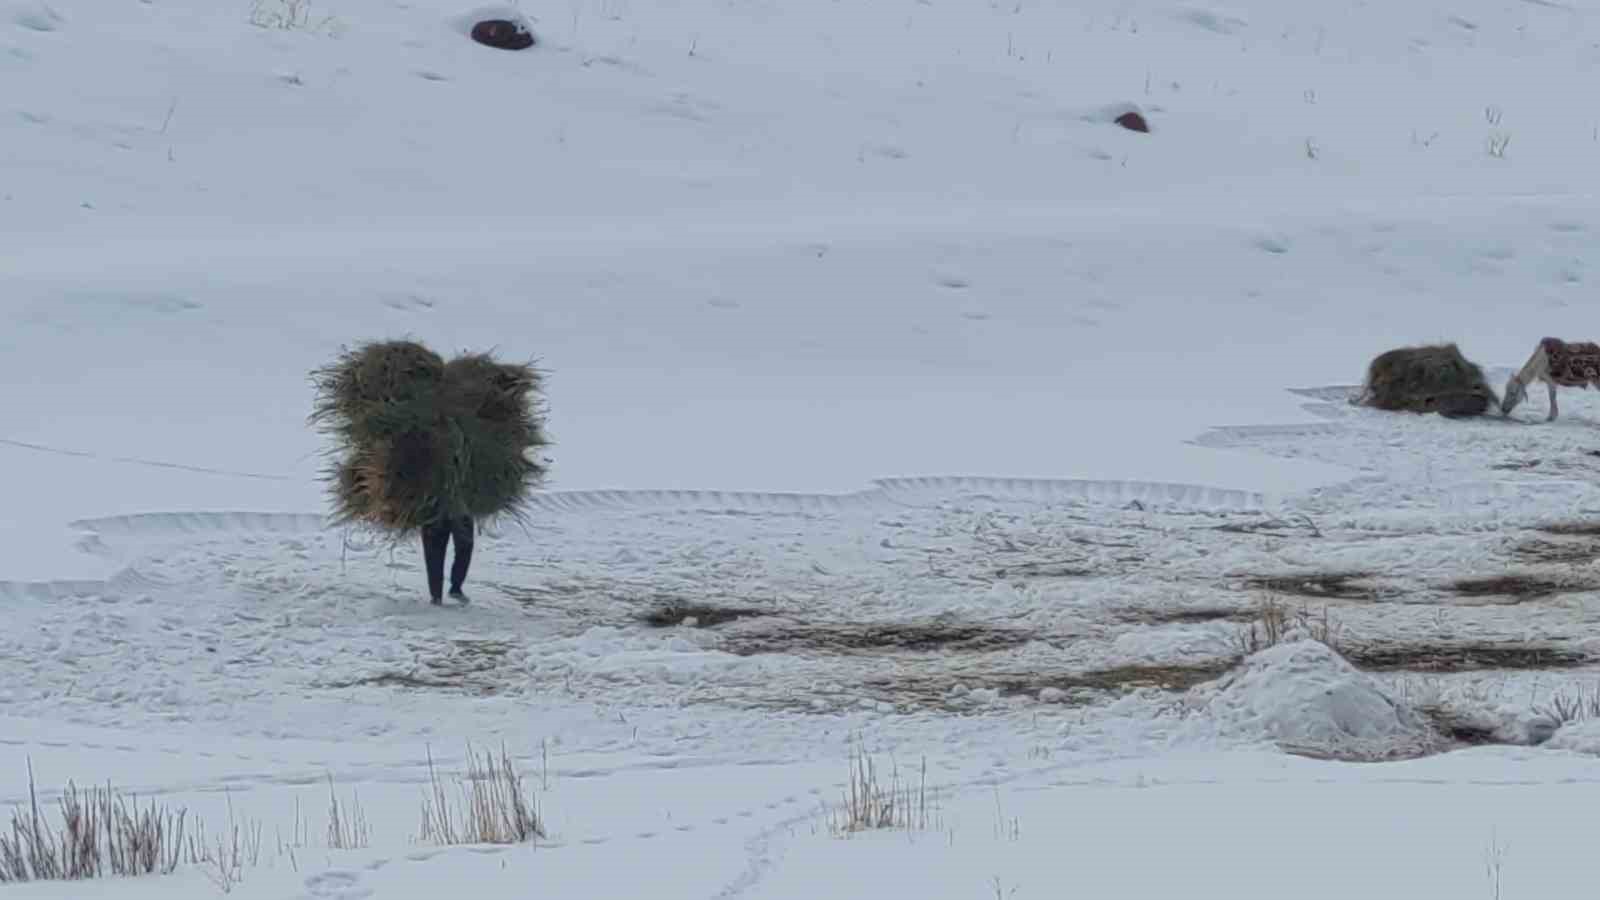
left=828, top=739, right=934, bottom=837
left=310, top=340, right=550, bottom=535
left=419, top=743, right=544, bottom=846
left=1353, top=342, right=1498, bottom=418
left=325, top=775, right=369, bottom=851
left=1232, top=595, right=1344, bottom=657
left=0, top=759, right=204, bottom=884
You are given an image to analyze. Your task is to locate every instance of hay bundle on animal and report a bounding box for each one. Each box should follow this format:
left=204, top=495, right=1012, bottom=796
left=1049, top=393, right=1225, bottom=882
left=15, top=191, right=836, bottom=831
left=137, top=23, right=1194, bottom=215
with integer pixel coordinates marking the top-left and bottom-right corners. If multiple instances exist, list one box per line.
left=1351, top=343, right=1498, bottom=418
left=310, top=340, right=549, bottom=535
left=1502, top=337, right=1600, bottom=421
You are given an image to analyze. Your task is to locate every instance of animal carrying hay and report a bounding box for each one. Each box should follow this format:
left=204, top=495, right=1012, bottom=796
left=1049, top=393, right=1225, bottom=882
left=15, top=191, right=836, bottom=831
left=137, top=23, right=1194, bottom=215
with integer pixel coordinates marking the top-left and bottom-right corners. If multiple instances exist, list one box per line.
left=311, top=340, right=549, bottom=535
left=1352, top=342, right=1498, bottom=418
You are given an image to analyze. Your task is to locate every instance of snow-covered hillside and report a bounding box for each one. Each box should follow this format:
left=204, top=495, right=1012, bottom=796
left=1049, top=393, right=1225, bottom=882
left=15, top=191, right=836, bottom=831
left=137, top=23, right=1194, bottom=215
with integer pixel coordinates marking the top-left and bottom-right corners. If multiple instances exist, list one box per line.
left=7, top=0, right=1600, bottom=897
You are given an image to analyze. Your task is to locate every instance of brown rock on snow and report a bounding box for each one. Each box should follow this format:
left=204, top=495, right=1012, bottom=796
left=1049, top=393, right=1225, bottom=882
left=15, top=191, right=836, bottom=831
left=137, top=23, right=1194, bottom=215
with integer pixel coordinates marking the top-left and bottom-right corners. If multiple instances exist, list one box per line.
left=1114, top=111, right=1150, bottom=133
left=470, top=19, right=535, bottom=51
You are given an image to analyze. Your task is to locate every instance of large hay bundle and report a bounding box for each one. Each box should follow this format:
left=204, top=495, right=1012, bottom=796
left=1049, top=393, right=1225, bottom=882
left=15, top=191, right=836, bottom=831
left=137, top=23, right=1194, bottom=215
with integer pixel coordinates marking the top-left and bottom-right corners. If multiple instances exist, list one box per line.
left=1353, top=342, right=1498, bottom=419
left=310, top=340, right=549, bottom=534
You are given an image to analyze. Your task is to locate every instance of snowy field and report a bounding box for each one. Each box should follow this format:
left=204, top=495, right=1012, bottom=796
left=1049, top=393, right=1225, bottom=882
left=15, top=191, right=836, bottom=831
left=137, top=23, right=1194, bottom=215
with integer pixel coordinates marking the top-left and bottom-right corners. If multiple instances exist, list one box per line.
left=9, top=0, right=1600, bottom=896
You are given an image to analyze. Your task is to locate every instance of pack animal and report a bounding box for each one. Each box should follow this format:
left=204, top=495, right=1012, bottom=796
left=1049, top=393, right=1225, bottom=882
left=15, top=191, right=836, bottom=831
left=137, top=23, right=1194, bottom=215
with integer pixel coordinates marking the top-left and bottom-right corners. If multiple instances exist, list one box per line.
left=1352, top=343, right=1498, bottom=419
left=1502, top=337, right=1600, bottom=421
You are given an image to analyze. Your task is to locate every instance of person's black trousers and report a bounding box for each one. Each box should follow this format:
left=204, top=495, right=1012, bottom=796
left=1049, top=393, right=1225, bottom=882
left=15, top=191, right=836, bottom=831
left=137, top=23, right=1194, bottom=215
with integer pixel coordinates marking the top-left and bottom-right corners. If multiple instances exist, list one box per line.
left=420, top=515, right=474, bottom=603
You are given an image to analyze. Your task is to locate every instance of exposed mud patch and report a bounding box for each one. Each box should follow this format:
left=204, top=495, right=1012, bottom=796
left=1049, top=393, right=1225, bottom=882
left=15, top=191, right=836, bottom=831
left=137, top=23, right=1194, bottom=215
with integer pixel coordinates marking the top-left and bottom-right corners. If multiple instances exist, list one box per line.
left=1348, top=641, right=1589, bottom=672
left=321, top=639, right=516, bottom=696
left=1539, top=520, right=1600, bottom=537
left=1490, top=458, right=1544, bottom=471
left=1114, top=605, right=1254, bottom=625
left=724, top=621, right=1038, bottom=656
left=1214, top=515, right=1323, bottom=538
left=1417, top=706, right=1507, bottom=747
left=1447, top=574, right=1596, bottom=602
left=1512, top=538, right=1600, bottom=565
left=326, top=672, right=472, bottom=692
left=642, top=602, right=768, bottom=628
left=1239, top=572, right=1391, bottom=601
left=995, top=560, right=1095, bottom=579
left=858, top=660, right=1234, bottom=712
left=1003, top=661, right=1232, bottom=695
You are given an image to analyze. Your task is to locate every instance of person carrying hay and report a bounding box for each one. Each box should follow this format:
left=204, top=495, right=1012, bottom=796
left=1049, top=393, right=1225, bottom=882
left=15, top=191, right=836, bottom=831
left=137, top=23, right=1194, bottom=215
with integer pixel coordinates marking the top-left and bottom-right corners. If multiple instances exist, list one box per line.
left=310, top=340, right=550, bottom=605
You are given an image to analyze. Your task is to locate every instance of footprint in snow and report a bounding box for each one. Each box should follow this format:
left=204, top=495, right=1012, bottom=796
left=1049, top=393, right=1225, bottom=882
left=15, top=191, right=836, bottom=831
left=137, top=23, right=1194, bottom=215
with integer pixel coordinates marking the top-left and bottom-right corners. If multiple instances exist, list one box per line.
left=12, top=2, right=65, bottom=32
left=415, top=70, right=450, bottom=82
left=304, top=870, right=372, bottom=900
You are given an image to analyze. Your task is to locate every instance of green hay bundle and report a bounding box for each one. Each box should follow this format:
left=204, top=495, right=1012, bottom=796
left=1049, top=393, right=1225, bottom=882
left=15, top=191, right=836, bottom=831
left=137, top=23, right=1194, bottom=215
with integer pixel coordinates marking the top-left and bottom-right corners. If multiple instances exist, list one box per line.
left=310, top=340, right=549, bottom=534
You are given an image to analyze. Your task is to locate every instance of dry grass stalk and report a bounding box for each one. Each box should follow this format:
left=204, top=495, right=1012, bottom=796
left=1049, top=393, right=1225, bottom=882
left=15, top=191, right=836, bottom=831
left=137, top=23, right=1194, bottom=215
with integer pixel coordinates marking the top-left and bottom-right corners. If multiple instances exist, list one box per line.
left=201, top=792, right=261, bottom=895
left=418, top=743, right=544, bottom=846
left=0, top=760, right=201, bottom=883
left=828, top=740, right=933, bottom=837
left=1534, top=682, right=1600, bottom=726
left=310, top=340, right=549, bottom=536
left=1232, top=595, right=1344, bottom=657
left=325, top=775, right=370, bottom=851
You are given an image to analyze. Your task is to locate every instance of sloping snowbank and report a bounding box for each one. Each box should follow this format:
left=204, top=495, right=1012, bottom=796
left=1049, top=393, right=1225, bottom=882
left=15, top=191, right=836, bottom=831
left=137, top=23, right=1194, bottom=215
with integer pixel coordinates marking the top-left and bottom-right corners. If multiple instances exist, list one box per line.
left=1185, top=640, right=1443, bottom=760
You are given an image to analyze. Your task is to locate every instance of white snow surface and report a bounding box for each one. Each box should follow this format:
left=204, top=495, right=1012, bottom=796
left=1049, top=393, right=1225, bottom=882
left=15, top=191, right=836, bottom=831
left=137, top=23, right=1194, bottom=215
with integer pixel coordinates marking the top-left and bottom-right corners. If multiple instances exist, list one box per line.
left=9, top=0, right=1600, bottom=896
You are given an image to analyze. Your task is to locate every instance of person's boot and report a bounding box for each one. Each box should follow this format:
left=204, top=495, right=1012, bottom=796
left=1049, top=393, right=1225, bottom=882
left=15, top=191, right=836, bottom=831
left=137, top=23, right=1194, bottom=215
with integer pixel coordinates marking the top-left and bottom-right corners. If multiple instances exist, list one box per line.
left=448, top=586, right=470, bottom=605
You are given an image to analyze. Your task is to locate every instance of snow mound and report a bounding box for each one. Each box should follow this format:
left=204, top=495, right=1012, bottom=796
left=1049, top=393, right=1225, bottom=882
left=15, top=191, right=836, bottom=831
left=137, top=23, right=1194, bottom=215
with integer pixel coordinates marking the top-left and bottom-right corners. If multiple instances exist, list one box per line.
left=9, top=0, right=62, bottom=32
left=1187, top=640, right=1443, bottom=760
left=1542, top=718, right=1600, bottom=755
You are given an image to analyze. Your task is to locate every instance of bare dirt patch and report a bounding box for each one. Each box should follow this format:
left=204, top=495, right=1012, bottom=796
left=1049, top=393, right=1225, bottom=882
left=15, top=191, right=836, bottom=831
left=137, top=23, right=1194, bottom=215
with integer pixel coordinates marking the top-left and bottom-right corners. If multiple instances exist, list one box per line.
left=1347, top=641, right=1589, bottom=672
left=1214, top=515, right=1323, bottom=538
left=1417, top=706, right=1504, bottom=746
left=322, top=639, right=516, bottom=696
left=1114, top=605, right=1255, bottom=625
left=858, top=660, right=1235, bottom=712
left=642, top=602, right=769, bottom=628
left=1239, top=572, right=1391, bottom=602
left=723, top=621, right=1039, bottom=656
left=1446, top=574, right=1597, bottom=602
left=1538, top=520, right=1600, bottom=537
left=994, top=560, right=1095, bottom=579
left=1003, top=661, right=1232, bottom=695
left=1512, top=538, right=1600, bottom=565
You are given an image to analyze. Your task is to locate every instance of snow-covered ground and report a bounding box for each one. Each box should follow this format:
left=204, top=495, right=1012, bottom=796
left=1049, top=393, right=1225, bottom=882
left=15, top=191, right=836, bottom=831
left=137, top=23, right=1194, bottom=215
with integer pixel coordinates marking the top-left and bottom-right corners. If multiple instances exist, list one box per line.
left=9, top=0, right=1600, bottom=896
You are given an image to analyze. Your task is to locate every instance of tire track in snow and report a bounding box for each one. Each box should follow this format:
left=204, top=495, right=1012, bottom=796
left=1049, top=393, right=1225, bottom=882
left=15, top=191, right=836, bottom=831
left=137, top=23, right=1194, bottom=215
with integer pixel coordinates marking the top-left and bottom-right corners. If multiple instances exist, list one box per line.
left=0, top=436, right=292, bottom=481
left=0, top=477, right=1264, bottom=601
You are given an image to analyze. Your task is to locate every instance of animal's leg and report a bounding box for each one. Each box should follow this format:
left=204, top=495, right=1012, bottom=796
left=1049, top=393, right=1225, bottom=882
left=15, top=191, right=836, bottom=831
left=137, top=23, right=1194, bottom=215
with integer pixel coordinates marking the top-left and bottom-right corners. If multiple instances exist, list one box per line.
left=1548, top=380, right=1559, bottom=421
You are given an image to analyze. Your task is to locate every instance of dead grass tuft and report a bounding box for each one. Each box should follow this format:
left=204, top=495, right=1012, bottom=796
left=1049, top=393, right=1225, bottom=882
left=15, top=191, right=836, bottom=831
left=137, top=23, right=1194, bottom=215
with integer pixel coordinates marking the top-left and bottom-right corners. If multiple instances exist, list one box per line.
left=419, top=743, right=544, bottom=846
left=1533, top=683, right=1600, bottom=726
left=0, top=760, right=203, bottom=884
left=325, top=775, right=369, bottom=851
left=828, top=740, right=934, bottom=837
left=1230, top=595, right=1345, bottom=657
